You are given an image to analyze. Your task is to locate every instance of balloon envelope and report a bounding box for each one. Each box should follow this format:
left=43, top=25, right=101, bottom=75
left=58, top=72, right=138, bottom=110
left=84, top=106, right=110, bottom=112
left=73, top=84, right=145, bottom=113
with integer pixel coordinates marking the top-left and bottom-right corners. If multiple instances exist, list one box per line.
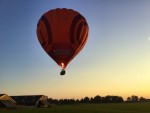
left=37, top=8, right=89, bottom=69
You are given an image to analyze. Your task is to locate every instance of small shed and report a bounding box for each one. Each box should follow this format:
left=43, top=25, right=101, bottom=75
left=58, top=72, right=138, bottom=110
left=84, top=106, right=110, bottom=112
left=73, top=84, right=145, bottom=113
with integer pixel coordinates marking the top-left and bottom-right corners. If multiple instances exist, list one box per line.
left=0, top=94, right=16, bottom=108
left=11, top=95, right=50, bottom=108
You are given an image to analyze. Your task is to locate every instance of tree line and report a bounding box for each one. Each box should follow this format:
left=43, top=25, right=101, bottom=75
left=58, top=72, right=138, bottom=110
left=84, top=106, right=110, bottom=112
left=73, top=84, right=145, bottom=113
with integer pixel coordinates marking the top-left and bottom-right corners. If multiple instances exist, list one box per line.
left=126, top=95, right=150, bottom=103
left=48, top=95, right=124, bottom=105
left=48, top=95, right=150, bottom=105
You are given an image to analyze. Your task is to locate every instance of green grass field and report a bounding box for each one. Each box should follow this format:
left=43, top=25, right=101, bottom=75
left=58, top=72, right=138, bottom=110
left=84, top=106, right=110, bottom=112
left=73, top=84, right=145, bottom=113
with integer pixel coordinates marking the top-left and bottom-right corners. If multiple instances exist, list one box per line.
left=0, top=102, right=150, bottom=113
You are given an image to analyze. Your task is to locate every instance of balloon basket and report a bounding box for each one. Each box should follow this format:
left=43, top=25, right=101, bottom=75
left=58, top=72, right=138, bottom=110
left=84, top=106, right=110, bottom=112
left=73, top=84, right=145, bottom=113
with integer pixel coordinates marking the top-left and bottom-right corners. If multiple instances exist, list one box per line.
left=60, top=69, right=65, bottom=75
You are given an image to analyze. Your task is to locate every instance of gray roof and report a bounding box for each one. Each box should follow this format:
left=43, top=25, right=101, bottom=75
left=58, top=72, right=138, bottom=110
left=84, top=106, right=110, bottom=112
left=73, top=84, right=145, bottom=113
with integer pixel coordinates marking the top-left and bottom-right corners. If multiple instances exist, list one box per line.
left=0, top=94, right=5, bottom=97
left=11, top=95, right=44, bottom=105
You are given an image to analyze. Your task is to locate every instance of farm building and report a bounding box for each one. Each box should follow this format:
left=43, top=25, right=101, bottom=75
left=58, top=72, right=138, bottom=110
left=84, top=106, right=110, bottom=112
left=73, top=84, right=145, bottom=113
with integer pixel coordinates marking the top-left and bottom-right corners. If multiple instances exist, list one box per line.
left=11, top=95, right=50, bottom=108
left=0, top=94, right=16, bottom=108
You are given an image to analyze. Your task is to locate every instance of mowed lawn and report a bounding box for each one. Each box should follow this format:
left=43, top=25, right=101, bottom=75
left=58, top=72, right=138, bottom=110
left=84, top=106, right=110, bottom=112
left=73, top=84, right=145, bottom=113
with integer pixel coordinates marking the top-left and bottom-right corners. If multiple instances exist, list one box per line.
left=1, top=102, right=150, bottom=113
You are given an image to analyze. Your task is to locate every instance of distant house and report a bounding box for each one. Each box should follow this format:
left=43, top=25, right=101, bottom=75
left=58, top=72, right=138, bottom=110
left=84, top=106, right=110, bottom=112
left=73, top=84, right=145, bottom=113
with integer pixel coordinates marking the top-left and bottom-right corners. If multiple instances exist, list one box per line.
left=11, top=95, right=50, bottom=108
left=0, top=94, right=16, bottom=109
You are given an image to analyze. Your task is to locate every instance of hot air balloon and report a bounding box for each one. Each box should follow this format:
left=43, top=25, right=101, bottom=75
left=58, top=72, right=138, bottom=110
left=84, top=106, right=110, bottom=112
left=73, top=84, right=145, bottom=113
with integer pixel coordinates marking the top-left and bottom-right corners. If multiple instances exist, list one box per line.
left=36, top=8, right=89, bottom=75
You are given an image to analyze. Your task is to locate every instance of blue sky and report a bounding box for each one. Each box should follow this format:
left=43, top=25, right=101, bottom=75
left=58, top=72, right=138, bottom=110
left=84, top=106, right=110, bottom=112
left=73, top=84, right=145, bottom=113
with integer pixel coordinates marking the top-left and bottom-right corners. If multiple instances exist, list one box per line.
left=0, top=0, right=150, bottom=100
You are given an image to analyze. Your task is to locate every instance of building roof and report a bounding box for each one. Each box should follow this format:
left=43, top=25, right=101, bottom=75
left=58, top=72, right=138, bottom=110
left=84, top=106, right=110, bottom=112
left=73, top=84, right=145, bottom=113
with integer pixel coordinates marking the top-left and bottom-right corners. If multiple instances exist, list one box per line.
left=11, top=95, right=44, bottom=105
left=0, top=94, right=5, bottom=97
left=0, top=94, right=16, bottom=103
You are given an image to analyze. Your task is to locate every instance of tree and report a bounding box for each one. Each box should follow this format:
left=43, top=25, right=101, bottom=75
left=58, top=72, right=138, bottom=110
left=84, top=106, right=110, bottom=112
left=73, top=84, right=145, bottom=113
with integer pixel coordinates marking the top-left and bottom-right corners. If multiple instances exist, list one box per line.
left=48, top=98, right=53, bottom=104
left=52, top=99, right=59, bottom=104
left=131, top=95, right=138, bottom=102
left=127, top=97, right=131, bottom=102
left=139, top=97, right=146, bottom=102
left=76, top=99, right=80, bottom=103
left=117, top=96, right=124, bottom=103
left=103, top=96, right=123, bottom=103
left=90, top=97, right=94, bottom=103
left=83, top=97, right=90, bottom=103
left=93, top=95, right=102, bottom=103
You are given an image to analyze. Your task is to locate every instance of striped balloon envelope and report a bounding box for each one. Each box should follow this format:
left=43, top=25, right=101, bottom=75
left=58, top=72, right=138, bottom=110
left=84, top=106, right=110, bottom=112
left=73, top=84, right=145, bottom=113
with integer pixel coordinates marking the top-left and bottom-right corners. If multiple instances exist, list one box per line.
left=36, top=8, right=89, bottom=75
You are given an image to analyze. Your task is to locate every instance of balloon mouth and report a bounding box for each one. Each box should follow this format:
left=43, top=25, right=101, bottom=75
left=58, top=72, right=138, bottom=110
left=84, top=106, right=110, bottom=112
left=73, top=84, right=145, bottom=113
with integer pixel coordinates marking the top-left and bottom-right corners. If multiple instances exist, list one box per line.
left=61, top=62, right=65, bottom=69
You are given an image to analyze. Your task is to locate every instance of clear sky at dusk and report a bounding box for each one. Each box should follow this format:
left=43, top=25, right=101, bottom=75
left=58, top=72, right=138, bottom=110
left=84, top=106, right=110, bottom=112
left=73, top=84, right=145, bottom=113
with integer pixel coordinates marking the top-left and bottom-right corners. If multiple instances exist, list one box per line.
left=0, top=0, right=150, bottom=100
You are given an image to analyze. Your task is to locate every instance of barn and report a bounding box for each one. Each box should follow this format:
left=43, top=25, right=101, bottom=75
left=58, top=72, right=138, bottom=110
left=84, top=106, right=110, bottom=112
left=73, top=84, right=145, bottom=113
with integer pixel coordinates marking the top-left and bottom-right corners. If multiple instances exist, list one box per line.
left=0, top=94, right=16, bottom=109
left=11, top=95, right=50, bottom=108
